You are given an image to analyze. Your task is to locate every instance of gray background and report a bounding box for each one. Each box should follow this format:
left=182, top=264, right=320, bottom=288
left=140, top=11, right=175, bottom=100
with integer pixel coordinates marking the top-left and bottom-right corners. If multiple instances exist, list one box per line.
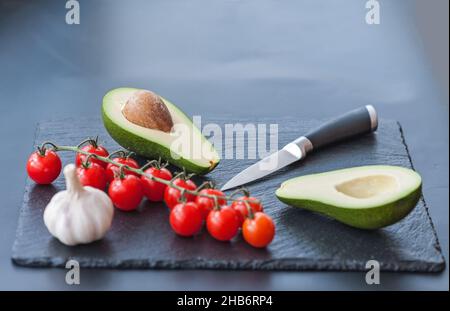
left=0, top=0, right=448, bottom=290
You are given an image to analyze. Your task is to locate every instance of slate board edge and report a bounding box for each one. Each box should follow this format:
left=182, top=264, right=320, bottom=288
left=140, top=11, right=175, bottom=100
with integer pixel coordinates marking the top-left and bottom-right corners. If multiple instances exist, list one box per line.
left=10, top=118, right=446, bottom=272
left=10, top=255, right=445, bottom=272
left=397, top=122, right=446, bottom=269
left=10, top=122, right=43, bottom=268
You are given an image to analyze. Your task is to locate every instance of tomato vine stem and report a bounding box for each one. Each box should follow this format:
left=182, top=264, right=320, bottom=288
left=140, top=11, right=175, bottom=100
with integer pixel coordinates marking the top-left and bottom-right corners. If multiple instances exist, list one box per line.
left=45, top=142, right=259, bottom=204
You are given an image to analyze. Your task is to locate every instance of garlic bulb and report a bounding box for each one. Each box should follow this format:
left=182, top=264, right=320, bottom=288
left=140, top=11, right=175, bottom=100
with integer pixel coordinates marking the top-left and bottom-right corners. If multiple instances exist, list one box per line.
left=44, top=164, right=114, bottom=246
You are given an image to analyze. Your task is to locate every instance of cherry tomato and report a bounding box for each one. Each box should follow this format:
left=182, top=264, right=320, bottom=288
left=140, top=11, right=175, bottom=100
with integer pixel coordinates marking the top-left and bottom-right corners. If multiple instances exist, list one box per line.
left=76, top=162, right=107, bottom=190
left=108, top=175, right=143, bottom=211
left=164, top=178, right=197, bottom=210
left=206, top=205, right=240, bottom=242
left=195, top=189, right=226, bottom=219
left=75, top=143, right=109, bottom=168
left=141, top=167, right=173, bottom=202
left=169, top=202, right=203, bottom=237
left=105, top=157, right=140, bottom=183
left=26, top=149, right=62, bottom=185
left=231, top=196, right=263, bottom=226
left=242, top=212, right=275, bottom=248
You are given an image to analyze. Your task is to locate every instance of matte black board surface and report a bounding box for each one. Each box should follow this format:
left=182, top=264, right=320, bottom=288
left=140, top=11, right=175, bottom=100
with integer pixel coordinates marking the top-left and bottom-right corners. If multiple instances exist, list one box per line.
left=12, top=118, right=445, bottom=272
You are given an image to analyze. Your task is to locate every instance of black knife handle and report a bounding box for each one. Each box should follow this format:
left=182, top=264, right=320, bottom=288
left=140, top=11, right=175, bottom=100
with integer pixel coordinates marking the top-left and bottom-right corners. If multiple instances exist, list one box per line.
left=301, top=105, right=378, bottom=151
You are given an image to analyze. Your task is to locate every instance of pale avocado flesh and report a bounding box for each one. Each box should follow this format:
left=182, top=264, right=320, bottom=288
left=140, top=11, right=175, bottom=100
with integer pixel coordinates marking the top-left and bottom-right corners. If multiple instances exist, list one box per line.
left=102, top=88, right=220, bottom=175
left=275, top=165, right=422, bottom=229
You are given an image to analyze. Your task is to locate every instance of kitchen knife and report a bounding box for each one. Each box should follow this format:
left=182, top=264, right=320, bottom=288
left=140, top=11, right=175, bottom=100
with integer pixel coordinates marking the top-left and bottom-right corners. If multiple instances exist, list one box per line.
left=220, top=105, right=378, bottom=191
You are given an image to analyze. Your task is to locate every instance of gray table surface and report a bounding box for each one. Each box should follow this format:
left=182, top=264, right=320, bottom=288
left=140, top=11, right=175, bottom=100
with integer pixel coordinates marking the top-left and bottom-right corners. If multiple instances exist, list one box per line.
left=0, top=0, right=448, bottom=290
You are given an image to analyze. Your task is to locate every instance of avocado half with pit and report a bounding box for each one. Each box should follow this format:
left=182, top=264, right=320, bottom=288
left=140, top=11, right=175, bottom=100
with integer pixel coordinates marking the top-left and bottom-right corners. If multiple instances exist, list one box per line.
left=275, top=165, right=422, bottom=229
left=102, top=87, right=220, bottom=174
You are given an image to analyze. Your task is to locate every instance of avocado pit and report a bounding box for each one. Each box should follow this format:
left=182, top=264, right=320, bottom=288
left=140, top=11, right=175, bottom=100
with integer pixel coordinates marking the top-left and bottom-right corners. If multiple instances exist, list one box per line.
left=122, top=90, right=174, bottom=132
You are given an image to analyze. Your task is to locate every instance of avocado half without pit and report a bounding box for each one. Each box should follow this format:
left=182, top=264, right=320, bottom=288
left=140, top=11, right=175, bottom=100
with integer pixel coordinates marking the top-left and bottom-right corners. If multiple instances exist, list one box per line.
left=102, top=88, right=220, bottom=174
left=275, top=165, right=422, bottom=229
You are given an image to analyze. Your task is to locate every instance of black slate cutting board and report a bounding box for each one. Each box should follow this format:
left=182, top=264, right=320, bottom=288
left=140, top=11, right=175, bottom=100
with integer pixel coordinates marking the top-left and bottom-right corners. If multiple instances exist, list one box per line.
left=12, top=117, right=445, bottom=272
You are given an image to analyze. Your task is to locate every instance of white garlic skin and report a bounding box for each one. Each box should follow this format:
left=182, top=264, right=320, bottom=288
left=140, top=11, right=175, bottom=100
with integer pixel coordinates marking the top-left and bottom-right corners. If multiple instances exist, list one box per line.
left=44, top=164, right=114, bottom=246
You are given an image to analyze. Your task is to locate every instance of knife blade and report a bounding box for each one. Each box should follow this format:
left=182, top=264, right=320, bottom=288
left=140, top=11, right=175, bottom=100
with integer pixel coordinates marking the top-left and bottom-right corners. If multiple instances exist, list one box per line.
left=220, top=143, right=304, bottom=191
left=220, top=105, right=378, bottom=191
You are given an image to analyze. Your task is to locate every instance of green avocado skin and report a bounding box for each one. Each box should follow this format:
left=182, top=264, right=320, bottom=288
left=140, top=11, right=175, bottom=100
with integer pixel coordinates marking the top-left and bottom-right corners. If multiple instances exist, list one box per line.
left=102, top=109, right=218, bottom=175
left=276, top=185, right=422, bottom=229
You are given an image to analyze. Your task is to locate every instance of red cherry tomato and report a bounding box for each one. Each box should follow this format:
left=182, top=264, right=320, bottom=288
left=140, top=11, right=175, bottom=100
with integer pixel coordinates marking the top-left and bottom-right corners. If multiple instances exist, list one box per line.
left=76, top=162, right=107, bottom=190
left=26, top=149, right=62, bottom=185
left=195, top=189, right=226, bottom=219
left=231, top=196, right=263, bottom=226
left=108, top=175, right=143, bottom=211
left=105, top=157, right=140, bottom=183
left=206, top=205, right=240, bottom=242
left=141, top=167, right=173, bottom=202
left=75, top=143, right=109, bottom=168
left=242, top=212, right=275, bottom=248
left=169, top=202, right=203, bottom=237
left=164, top=178, right=197, bottom=210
